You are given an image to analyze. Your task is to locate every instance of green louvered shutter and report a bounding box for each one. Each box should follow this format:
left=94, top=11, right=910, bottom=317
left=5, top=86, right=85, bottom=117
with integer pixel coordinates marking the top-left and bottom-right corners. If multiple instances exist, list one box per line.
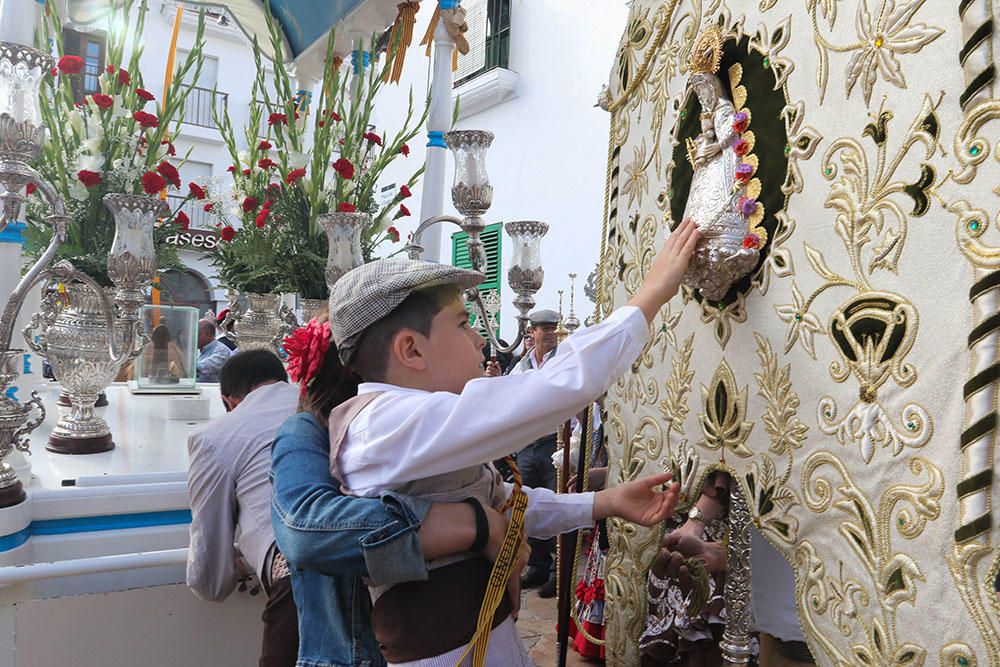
left=452, top=223, right=502, bottom=334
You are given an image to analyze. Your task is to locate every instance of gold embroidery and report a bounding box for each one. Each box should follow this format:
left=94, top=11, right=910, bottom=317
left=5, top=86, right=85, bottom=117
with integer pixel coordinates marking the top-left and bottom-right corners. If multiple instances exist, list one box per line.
left=697, top=359, right=754, bottom=460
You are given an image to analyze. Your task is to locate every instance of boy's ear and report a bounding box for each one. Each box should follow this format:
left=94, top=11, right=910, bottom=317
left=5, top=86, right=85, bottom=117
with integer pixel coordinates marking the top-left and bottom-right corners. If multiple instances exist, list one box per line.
left=391, top=329, right=427, bottom=372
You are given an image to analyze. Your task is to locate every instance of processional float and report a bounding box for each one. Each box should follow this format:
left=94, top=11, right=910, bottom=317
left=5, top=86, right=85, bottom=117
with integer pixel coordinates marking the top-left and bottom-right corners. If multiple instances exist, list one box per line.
left=596, top=1, right=1000, bottom=665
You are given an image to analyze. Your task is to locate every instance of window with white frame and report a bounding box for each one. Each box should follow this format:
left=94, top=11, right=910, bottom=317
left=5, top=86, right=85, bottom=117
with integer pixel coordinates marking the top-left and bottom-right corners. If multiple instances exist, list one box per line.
left=453, top=0, right=511, bottom=86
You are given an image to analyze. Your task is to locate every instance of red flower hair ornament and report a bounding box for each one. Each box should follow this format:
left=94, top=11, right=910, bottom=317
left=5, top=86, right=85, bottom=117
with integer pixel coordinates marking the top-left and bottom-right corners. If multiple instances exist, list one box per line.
left=284, top=318, right=332, bottom=396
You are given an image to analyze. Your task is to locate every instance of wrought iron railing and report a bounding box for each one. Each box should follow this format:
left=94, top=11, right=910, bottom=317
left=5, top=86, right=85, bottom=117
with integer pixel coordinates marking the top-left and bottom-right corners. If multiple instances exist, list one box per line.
left=167, top=193, right=212, bottom=230
left=182, top=86, right=227, bottom=129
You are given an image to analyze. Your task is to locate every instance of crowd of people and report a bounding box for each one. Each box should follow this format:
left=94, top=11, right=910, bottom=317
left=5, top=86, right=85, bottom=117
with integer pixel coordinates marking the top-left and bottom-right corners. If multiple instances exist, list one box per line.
left=184, top=218, right=814, bottom=666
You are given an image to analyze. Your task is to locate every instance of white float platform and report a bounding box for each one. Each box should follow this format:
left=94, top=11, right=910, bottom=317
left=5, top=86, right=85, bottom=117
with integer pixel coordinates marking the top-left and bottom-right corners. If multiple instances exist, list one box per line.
left=0, top=382, right=264, bottom=667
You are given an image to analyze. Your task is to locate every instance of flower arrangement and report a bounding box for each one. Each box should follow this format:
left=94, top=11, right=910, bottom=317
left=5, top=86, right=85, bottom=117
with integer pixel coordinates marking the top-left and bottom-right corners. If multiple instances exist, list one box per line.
left=23, top=0, right=209, bottom=286
left=211, top=19, right=429, bottom=299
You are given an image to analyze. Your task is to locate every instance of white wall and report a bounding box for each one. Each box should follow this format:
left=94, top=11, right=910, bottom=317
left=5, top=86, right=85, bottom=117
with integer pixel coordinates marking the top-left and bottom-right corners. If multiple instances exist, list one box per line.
left=374, top=0, right=629, bottom=340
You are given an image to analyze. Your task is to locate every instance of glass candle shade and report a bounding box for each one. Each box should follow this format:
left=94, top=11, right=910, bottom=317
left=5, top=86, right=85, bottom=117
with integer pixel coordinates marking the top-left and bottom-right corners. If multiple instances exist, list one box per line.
left=104, top=194, right=166, bottom=313
left=445, top=130, right=494, bottom=217
left=318, top=211, right=366, bottom=292
left=505, top=220, right=548, bottom=294
left=0, top=43, right=51, bottom=162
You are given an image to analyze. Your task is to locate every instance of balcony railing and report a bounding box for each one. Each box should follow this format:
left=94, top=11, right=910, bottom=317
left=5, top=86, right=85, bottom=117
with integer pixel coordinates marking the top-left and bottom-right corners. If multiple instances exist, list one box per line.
left=182, top=86, right=227, bottom=129
left=167, top=193, right=213, bottom=230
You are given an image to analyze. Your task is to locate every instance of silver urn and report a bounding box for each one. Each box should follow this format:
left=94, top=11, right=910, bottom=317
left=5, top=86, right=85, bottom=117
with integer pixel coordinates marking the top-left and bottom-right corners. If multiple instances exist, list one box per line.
left=225, top=293, right=295, bottom=353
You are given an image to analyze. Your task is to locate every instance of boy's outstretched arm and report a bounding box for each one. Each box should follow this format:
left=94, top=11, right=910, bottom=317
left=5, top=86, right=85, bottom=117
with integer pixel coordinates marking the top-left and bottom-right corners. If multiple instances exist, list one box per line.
left=627, top=218, right=701, bottom=324
left=592, top=472, right=681, bottom=526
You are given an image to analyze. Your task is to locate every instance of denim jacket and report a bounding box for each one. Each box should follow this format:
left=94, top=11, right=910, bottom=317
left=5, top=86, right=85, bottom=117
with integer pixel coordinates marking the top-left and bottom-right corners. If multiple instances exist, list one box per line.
left=271, top=412, right=432, bottom=667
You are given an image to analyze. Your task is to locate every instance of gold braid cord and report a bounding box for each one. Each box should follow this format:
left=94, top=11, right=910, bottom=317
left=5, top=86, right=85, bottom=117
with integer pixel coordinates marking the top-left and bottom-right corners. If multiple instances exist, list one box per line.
left=455, top=455, right=527, bottom=667
left=382, top=2, right=420, bottom=84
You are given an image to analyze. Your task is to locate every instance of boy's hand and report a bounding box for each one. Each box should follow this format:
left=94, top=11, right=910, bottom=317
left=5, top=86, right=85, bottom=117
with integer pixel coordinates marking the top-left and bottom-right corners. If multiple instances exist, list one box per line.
left=592, top=471, right=681, bottom=526
left=628, top=218, right=700, bottom=323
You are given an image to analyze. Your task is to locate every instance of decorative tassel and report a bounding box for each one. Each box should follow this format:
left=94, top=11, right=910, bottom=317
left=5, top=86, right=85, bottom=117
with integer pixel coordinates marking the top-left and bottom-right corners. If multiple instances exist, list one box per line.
left=419, top=4, right=463, bottom=73
left=382, top=1, right=420, bottom=84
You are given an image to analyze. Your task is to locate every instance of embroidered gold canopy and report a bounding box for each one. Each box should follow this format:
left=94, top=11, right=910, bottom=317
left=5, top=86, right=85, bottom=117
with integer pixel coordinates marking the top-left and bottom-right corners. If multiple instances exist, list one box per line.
left=597, top=1, right=999, bottom=664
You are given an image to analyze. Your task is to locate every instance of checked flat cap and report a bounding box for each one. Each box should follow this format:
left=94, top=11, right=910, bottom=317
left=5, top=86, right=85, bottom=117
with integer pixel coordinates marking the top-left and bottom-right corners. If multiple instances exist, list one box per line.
left=528, top=309, right=560, bottom=326
left=330, top=258, right=484, bottom=363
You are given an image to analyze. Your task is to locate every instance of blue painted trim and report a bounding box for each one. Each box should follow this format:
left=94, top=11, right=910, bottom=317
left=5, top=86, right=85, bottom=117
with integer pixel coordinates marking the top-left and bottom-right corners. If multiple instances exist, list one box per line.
left=439, top=0, right=461, bottom=9
left=4, top=387, right=17, bottom=401
left=351, top=50, right=372, bottom=74
left=23, top=353, right=31, bottom=375
left=427, top=130, right=447, bottom=148
left=0, top=509, right=193, bottom=553
left=0, top=222, right=26, bottom=245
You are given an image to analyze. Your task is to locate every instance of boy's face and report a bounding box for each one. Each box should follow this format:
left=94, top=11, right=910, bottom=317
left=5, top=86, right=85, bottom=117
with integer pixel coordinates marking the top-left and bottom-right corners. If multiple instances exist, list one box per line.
left=421, top=296, right=486, bottom=393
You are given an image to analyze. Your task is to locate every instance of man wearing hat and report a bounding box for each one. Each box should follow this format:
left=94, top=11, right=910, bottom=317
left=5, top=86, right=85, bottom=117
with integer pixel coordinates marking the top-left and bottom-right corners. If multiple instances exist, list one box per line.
left=508, top=307, right=563, bottom=596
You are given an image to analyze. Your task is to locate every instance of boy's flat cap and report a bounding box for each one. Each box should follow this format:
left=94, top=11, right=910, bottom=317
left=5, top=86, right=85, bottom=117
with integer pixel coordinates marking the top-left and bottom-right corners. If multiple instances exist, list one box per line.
left=528, top=309, right=560, bottom=326
left=330, top=258, right=484, bottom=363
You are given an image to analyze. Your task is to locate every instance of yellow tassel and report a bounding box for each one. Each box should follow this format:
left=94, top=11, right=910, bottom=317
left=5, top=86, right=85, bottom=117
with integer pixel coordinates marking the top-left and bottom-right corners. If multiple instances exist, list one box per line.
left=382, top=2, right=420, bottom=84
left=419, top=4, right=460, bottom=73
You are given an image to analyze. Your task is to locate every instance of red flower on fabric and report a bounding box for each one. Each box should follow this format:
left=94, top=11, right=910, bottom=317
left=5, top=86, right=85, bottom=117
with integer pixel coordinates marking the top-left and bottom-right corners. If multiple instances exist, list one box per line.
left=57, top=55, right=84, bottom=75
left=135, top=88, right=155, bottom=102
left=733, top=138, right=749, bottom=157
left=255, top=208, right=270, bottom=228
left=175, top=211, right=190, bottom=230
left=220, top=226, right=236, bottom=242
left=399, top=184, right=412, bottom=198
left=268, top=112, right=287, bottom=126
left=400, top=143, right=410, bottom=157
left=203, top=202, right=214, bottom=212
left=285, top=168, right=306, bottom=184
left=332, top=158, right=355, bottom=180
left=133, top=110, right=159, bottom=128
left=242, top=196, right=259, bottom=212
left=338, top=202, right=356, bottom=213
left=283, top=318, right=332, bottom=396
left=258, top=140, right=272, bottom=150
left=157, top=161, right=181, bottom=188
left=742, top=233, right=762, bottom=250
left=116, top=68, right=131, bottom=87
left=141, top=171, right=166, bottom=194
left=732, top=111, right=749, bottom=134
left=91, top=94, right=113, bottom=110
left=363, top=131, right=383, bottom=146
left=258, top=158, right=277, bottom=170
left=735, top=162, right=754, bottom=183
left=26, top=182, right=36, bottom=195
left=386, top=226, right=400, bottom=243
left=188, top=182, right=207, bottom=200
left=77, top=170, right=102, bottom=188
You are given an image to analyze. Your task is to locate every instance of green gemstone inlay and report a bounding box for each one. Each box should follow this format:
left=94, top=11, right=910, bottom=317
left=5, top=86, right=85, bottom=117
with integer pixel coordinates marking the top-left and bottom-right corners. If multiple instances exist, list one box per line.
left=680, top=109, right=687, bottom=119
left=898, top=517, right=906, bottom=526
left=824, top=167, right=833, bottom=175
left=784, top=145, right=791, bottom=156
left=907, top=421, right=916, bottom=430
left=794, top=313, right=802, bottom=322
left=763, top=57, right=770, bottom=68
left=958, top=658, right=969, bottom=667
left=970, top=220, right=982, bottom=232
left=668, top=189, right=674, bottom=199
left=970, top=145, right=982, bottom=156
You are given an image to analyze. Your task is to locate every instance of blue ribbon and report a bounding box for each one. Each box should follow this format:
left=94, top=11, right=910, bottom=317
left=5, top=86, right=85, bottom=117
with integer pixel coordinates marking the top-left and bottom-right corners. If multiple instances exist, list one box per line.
left=352, top=50, right=372, bottom=74
left=439, top=0, right=461, bottom=9
left=0, top=222, right=26, bottom=245
left=427, top=130, right=447, bottom=148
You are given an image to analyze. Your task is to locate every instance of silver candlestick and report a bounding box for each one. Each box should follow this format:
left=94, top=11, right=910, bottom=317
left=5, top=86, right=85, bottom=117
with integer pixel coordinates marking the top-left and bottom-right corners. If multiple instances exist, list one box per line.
left=404, top=130, right=548, bottom=354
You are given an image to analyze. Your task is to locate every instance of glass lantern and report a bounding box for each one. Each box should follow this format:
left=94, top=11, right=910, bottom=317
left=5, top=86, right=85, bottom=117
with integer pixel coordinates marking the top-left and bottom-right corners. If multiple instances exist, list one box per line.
left=445, top=130, right=494, bottom=217
left=0, top=43, right=50, bottom=159
left=104, top=194, right=167, bottom=315
left=505, top=220, right=548, bottom=294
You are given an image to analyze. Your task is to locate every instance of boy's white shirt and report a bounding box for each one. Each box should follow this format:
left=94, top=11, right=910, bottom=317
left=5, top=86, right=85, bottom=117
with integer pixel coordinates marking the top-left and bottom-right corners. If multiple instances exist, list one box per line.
left=336, top=306, right=650, bottom=533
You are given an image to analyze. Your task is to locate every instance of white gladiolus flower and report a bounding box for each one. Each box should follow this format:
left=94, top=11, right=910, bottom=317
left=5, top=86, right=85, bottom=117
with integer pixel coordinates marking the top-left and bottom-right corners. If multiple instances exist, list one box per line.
left=68, top=179, right=89, bottom=201
left=287, top=150, right=308, bottom=170
left=238, top=150, right=250, bottom=167
left=77, top=153, right=105, bottom=172
left=67, top=108, right=85, bottom=137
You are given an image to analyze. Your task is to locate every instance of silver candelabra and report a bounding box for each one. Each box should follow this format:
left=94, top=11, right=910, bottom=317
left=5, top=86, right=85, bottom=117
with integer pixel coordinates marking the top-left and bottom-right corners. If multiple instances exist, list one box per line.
left=404, top=130, right=548, bottom=354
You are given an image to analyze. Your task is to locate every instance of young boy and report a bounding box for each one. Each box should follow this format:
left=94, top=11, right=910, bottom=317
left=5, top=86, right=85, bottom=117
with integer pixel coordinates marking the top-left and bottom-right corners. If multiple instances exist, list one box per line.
left=327, top=219, right=700, bottom=665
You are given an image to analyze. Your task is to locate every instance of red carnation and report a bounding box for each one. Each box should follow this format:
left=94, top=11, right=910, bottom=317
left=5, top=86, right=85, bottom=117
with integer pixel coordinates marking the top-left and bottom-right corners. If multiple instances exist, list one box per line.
left=135, top=88, right=154, bottom=102
left=242, top=168, right=251, bottom=176
left=255, top=208, right=270, bottom=228
left=258, top=140, right=272, bottom=150
left=175, top=211, right=190, bottom=230
left=387, top=226, right=400, bottom=243
left=49, top=67, right=58, bottom=77
left=91, top=93, right=113, bottom=110
left=338, top=202, right=356, bottom=213
left=400, top=143, right=410, bottom=157
left=116, top=68, right=131, bottom=87
left=106, top=64, right=115, bottom=74
left=242, top=196, right=259, bottom=212
left=162, top=139, right=176, bottom=156
left=398, top=203, right=411, bottom=217
left=267, top=183, right=280, bottom=193
left=227, top=165, right=237, bottom=173
left=332, top=158, right=355, bottom=180
left=77, top=170, right=102, bottom=188
left=220, top=226, right=236, bottom=242
left=329, top=111, right=342, bottom=121
left=258, top=158, right=277, bottom=169
left=25, top=182, right=36, bottom=195
left=157, top=161, right=181, bottom=188
left=283, top=318, right=332, bottom=396
left=733, top=138, right=750, bottom=157
left=399, top=184, right=412, bottom=198
left=188, top=182, right=207, bottom=199
left=141, top=171, right=166, bottom=194
left=203, top=202, right=214, bottom=212
left=57, top=55, right=84, bottom=75
left=363, top=131, right=383, bottom=146
left=318, top=120, right=325, bottom=128
left=133, top=110, right=159, bottom=128
left=267, top=112, right=287, bottom=126
left=285, top=168, right=306, bottom=184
